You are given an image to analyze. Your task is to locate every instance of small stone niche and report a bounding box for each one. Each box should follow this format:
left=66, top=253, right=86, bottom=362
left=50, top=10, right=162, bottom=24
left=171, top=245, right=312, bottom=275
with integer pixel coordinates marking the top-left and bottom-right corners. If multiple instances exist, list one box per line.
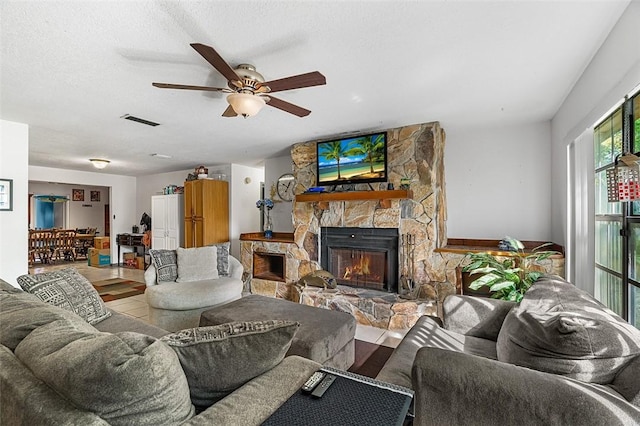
left=253, top=252, right=286, bottom=282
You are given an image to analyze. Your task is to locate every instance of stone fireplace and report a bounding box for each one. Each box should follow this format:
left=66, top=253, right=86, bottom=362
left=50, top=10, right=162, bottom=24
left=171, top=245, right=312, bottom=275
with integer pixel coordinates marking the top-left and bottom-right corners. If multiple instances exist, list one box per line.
left=320, top=227, right=398, bottom=292
left=291, top=121, right=448, bottom=290
left=240, top=121, right=451, bottom=330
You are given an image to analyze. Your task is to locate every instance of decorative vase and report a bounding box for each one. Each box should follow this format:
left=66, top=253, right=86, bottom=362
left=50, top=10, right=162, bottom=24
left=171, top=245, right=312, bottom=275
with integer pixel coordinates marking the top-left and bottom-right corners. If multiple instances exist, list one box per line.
left=264, top=211, right=273, bottom=239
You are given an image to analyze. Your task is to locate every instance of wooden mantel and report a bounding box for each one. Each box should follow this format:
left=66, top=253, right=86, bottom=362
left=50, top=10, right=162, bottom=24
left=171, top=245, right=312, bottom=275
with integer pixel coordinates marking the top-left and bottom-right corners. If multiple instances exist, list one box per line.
left=239, top=232, right=295, bottom=244
left=295, top=189, right=412, bottom=209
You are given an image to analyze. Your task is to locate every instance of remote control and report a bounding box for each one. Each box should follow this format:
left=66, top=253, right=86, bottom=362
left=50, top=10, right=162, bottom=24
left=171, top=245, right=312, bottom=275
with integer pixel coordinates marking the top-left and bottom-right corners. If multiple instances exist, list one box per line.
left=311, top=373, right=336, bottom=398
left=301, top=371, right=326, bottom=393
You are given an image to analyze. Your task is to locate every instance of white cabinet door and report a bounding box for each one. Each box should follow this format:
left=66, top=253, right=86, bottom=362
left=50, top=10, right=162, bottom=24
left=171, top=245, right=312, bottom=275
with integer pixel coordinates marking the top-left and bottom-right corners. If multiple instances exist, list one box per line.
left=151, top=196, right=167, bottom=250
left=166, top=194, right=183, bottom=250
left=151, top=194, right=183, bottom=250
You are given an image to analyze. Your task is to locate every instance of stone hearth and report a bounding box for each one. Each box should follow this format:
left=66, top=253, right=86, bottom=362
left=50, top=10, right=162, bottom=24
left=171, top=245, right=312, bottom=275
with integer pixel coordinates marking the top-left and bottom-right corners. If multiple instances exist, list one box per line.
left=299, top=286, right=437, bottom=331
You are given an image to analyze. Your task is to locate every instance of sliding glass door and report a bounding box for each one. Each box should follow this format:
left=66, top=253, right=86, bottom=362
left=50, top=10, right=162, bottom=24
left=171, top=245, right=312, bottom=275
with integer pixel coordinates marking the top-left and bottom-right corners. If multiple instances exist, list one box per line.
left=594, top=93, right=640, bottom=327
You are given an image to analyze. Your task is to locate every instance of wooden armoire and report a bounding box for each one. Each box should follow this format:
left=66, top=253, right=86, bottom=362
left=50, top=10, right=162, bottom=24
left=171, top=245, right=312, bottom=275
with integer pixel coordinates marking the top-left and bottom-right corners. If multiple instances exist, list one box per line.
left=183, top=179, right=229, bottom=248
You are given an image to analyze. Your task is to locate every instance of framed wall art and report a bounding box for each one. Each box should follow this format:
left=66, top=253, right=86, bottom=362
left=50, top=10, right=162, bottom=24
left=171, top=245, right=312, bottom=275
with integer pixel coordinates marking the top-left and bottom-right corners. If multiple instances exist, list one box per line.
left=91, top=190, right=100, bottom=202
left=0, top=178, right=13, bottom=211
left=72, top=189, right=84, bottom=201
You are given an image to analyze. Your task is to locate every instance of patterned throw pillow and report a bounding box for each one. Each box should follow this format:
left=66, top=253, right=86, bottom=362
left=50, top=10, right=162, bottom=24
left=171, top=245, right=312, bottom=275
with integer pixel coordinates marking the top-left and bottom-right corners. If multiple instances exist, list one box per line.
left=17, top=268, right=111, bottom=325
left=161, top=320, right=299, bottom=409
left=212, top=242, right=231, bottom=276
left=149, top=249, right=178, bottom=283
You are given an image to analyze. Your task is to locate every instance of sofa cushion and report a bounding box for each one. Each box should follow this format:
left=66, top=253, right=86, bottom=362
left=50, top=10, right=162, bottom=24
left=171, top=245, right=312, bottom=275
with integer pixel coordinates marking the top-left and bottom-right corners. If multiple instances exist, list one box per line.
left=497, top=276, right=640, bottom=384
left=0, top=291, right=95, bottom=350
left=176, top=246, right=218, bottom=282
left=149, top=249, right=178, bottom=283
left=160, top=320, right=299, bottom=409
left=0, top=279, right=22, bottom=293
left=376, top=315, right=497, bottom=389
left=15, top=319, right=194, bottom=425
left=16, top=268, right=111, bottom=325
left=212, top=241, right=231, bottom=276
left=609, top=354, right=640, bottom=407
left=443, top=295, right=515, bottom=341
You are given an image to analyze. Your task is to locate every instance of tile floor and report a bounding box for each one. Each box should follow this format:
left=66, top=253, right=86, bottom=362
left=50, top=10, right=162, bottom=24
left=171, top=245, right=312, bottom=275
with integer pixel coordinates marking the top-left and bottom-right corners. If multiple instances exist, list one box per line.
left=30, top=260, right=408, bottom=348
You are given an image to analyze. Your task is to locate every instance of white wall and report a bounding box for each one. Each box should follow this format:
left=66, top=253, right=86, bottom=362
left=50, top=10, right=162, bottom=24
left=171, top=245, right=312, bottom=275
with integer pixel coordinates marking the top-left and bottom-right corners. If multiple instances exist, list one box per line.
left=29, top=182, right=109, bottom=234
left=28, top=166, right=137, bottom=264
left=0, top=120, right=29, bottom=286
left=445, top=121, right=552, bottom=240
left=230, top=164, right=264, bottom=259
left=551, top=1, right=640, bottom=248
left=265, top=155, right=294, bottom=232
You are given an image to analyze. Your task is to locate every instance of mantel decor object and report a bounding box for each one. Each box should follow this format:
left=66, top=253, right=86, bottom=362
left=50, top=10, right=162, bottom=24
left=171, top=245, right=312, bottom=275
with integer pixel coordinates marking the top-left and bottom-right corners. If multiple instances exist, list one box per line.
left=256, top=198, right=274, bottom=239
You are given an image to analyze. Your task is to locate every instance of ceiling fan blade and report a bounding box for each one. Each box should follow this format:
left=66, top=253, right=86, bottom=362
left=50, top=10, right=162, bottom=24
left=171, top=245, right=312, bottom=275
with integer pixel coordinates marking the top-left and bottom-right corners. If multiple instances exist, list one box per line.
left=152, top=82, right=228, bottom=92
left=190, top=43, right=240, bottom=83
left=262, top=71, right=326, bottom=93
left=222, top=105, right=238, bottom=117
left=266, top=96, right=311, bottom=117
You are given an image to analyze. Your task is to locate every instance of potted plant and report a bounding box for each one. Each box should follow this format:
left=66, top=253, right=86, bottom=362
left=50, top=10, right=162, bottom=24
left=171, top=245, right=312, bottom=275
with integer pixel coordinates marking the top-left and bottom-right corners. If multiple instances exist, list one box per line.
left=462, top=237, right=559, bottom=302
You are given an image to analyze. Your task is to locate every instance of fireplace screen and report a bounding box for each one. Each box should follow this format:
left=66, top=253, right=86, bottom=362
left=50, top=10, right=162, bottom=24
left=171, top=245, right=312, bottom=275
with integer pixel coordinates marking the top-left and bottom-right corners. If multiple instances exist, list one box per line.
left=321, top=227, right=398, bottom=292
left=330, top=248, right=387, bottom=290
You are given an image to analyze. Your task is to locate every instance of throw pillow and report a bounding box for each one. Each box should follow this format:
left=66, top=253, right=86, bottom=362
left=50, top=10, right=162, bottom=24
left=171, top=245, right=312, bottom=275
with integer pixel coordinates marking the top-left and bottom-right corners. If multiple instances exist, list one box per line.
left=160, top=320, right=299, bottom=409
left=176, top=246, right=218, bottom=282
left=496, top=275, right=640, bottom=384
left=15, top=319, right=194, bottom=425
left=299, top=270, right=338, bottom=289
left=17, top=268, right=111, bottom=325
left=211, top=241, right=231, bottom=276
left=149, top=249, right=178, bottom=282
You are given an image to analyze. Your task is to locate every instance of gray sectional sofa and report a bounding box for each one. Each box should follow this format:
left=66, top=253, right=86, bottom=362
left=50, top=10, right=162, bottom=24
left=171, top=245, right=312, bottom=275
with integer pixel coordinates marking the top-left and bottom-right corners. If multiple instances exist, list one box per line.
left=378, top=275, right=640, bottom=425
left=0, top=279, right=321, bottom=425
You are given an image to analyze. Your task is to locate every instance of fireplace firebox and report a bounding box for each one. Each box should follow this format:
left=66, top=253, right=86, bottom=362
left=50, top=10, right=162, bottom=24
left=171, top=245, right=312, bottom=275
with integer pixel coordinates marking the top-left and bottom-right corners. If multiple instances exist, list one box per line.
left=320, top=227, right=399, bottom=292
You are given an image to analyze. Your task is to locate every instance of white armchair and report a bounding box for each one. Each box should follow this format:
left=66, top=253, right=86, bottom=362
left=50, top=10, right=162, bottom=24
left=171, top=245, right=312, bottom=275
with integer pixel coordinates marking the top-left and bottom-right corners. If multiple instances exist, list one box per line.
left=144, top=254, right=243, bottom=332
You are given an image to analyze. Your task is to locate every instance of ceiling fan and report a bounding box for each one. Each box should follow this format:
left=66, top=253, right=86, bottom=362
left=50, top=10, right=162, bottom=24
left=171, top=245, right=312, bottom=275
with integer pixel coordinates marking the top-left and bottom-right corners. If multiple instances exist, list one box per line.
left=152, top=43, right=326, bottom=118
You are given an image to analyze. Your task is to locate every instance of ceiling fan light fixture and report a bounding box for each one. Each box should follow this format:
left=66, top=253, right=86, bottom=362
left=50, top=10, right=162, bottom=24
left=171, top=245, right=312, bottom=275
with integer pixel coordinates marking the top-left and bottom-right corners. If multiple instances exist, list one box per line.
left=89, top=158, right=110, bottom=169
left=227, top=93, right=266, bottom=118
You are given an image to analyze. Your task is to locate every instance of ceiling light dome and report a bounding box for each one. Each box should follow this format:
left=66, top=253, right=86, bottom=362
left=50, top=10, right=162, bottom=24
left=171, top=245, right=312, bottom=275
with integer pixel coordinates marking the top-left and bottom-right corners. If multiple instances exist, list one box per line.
left=227, top=93, right=266, bottom=118
left=89, top=158, right=110, bottom=169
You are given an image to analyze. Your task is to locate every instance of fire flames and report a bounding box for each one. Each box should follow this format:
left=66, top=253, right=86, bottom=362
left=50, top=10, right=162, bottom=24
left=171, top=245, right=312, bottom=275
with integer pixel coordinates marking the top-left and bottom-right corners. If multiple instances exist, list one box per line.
left=343, top=254, right=381, bottom=282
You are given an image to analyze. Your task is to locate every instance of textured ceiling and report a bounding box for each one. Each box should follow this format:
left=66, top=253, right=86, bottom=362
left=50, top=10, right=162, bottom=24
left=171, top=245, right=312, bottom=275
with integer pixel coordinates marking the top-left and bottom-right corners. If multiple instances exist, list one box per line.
left=0, top=0, right=630, bottom=176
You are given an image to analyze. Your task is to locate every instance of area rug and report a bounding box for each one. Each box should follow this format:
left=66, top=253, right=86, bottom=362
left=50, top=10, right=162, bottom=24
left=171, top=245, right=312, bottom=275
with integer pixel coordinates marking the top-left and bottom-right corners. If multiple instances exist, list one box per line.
left=92, top=278, right=146, bottom=302
left=348, top=339, right=395, bottom=378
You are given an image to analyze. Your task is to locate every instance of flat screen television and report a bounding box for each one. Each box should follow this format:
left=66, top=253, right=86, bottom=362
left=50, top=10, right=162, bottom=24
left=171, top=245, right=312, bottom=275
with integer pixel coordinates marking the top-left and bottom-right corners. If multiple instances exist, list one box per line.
left=316, top=131, right=388, bottom=187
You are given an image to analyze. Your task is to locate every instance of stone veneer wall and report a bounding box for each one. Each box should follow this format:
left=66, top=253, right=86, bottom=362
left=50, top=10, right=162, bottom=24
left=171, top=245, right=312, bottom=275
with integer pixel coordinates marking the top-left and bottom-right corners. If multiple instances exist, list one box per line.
left=291, top=121, right=449, bottom=297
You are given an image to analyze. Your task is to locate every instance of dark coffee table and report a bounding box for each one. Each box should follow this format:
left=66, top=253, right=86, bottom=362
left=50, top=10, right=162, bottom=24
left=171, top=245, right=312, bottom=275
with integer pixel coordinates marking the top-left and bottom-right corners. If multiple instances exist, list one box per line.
left=262, top=366, right=414, bottom=426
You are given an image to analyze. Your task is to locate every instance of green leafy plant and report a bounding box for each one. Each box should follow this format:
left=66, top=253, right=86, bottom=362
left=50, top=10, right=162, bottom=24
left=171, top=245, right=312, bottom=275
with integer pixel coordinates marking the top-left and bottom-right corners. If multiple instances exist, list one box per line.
left=462, top=237, right=558, bottom=302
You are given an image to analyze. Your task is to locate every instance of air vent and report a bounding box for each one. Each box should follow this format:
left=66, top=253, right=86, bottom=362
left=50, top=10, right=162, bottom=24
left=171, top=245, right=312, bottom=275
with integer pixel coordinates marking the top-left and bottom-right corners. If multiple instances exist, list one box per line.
left=121, top=114, right=160, bottom=127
